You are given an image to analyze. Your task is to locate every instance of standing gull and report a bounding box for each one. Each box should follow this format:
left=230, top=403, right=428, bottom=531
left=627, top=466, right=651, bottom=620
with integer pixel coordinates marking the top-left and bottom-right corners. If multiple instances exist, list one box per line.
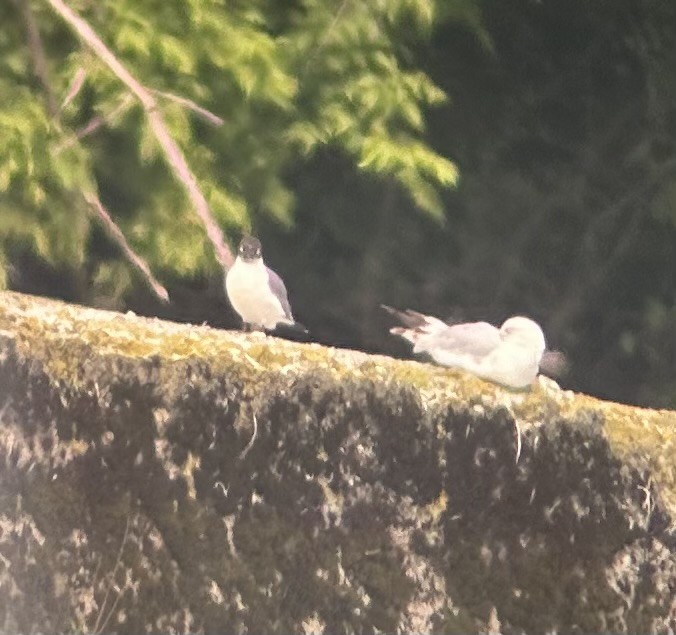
left=226, top=236, right=305, bottom=332
left=382, top=305, right=547, bottom=389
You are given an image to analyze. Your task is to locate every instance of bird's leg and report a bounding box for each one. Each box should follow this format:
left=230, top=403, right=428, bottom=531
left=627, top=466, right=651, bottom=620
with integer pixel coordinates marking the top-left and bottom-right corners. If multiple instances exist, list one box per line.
left=242, top=322, right=253, bottom=333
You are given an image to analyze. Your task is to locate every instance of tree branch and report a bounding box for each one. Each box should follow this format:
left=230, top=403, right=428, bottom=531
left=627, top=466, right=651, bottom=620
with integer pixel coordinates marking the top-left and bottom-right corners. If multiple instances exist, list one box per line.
left=151, top=89, right=224, bottom=127
left=92, top=514, right=132, bottom=635
left=53, top=93, right=135, bottom=155
left=13, top=0, right=59, bottom=116
left=85, top=194, right=170, bottom=303
left=15, top=1, right=169, bottom=302
left=60, top=66, right=87, bottom=111
left=45, top=0, right=235, bottom=270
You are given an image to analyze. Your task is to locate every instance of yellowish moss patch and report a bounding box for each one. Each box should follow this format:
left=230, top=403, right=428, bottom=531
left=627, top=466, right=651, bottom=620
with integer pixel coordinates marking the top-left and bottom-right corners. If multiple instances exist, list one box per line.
left=1, top=290, right=675, bottom=518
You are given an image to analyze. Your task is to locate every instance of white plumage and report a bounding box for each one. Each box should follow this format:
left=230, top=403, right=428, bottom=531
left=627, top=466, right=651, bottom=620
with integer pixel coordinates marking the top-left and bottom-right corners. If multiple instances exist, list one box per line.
left=384, top=306, right=547, bottom=389
left=226, top=259, right=292, bottom=330
left=225, top=236, right=296, bottom=331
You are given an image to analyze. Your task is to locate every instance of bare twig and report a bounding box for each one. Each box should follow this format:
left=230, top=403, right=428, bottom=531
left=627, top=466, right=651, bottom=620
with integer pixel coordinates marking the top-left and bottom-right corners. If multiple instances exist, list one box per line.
left=638, top=476, right=654, bottom=526
left=60, top=66, right=87, bottom=111
left=53, top=93, right=135, bottom=154
left=96, top=569, right=127, bottom=635
left=303, top=0, right=350, bottom=74
left=15, top=0, right=169, bottom=302
left=75, top=93, right=134, bottom=138
left=513, top=418, right=522, bottom=465
left=13, top=0, right=59, bottom=116
left=151, top=89, right=224, bottom=127
left=239, top=414, right=258, bottom=460
left=45, top=0, right=235, bottom=270
left=92, top=515, right=132, bottom=634
left=85, top=193, right=170, bottom=303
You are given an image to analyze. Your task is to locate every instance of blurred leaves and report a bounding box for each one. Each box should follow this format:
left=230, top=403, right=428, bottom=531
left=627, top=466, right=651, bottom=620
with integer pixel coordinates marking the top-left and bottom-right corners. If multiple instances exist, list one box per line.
left=0, top=82, right=92, bottom=266
left=1, top=0, right=466, bottom=285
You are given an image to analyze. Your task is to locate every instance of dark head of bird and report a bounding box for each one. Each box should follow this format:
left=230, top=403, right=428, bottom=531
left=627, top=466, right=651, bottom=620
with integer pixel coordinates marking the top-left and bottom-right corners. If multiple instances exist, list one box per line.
left=238, top=236, right=262, bottom=263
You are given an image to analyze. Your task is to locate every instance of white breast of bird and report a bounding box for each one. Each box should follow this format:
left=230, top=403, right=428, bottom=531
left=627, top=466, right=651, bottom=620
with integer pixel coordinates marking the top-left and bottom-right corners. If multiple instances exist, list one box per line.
left=226, top=259, right=285, bottom=329
left=476, top=339, right=543, bottom=388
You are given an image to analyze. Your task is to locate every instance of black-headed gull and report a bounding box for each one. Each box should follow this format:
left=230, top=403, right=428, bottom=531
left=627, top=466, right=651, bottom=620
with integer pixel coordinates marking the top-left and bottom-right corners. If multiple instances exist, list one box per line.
left=226, top=236, right=305, bottom=333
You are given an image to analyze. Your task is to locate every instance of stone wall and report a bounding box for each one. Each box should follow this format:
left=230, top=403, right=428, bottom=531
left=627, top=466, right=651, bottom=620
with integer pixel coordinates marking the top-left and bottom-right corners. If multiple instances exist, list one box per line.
left=0, top=291, right=674, bottom=633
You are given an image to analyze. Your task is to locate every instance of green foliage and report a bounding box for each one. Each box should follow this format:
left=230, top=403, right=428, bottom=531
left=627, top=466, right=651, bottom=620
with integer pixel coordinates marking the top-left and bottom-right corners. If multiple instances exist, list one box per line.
left=1, top=0, right=474, bottom=287
left=0, top=83, right=92, bottom=267
left=284, top=0, right=459, bottom=215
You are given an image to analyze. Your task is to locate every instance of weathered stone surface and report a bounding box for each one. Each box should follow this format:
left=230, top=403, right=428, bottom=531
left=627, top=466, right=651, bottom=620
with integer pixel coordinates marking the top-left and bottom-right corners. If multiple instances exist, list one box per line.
left=0, top=290, right=675, bottom=634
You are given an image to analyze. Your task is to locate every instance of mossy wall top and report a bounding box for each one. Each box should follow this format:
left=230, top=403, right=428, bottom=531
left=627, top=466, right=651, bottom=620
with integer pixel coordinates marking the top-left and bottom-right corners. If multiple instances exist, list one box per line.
left=0, top=290, right=675, bottom=633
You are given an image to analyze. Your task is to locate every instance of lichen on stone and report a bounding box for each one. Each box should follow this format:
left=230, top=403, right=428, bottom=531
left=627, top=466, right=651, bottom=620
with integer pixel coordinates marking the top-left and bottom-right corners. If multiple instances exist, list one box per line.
left=0, top=290, right=675, bottom=633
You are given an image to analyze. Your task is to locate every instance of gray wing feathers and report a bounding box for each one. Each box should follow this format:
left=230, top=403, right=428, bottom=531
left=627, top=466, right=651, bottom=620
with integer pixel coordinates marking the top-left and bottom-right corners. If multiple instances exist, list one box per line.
left=384, top=304, right=502, bottom=359
left=432, top=322, right=501, bottom=358
left=266, top=266, right=293, bottom=320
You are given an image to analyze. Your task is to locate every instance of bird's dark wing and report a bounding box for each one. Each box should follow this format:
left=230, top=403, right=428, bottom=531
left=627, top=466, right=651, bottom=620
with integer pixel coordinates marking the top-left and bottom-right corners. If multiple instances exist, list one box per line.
left=266, top=266, right=293, bottom=320
left=381, top=304, right=430, bottom=328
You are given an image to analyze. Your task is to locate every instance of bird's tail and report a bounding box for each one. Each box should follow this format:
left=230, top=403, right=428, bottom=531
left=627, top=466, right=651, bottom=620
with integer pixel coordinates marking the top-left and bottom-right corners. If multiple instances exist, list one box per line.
left=381, top=304, right=446, bottom=348
left=273, top=320, right=310, bottom=340
left=381, top=304, right=434, bottom=328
